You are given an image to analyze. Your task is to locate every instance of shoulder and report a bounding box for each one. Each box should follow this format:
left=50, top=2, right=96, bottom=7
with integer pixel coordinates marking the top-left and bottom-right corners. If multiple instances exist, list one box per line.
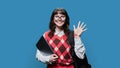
left=69, top=30, right=74, bottom=36
left=43, top=30, right=51, bottom=38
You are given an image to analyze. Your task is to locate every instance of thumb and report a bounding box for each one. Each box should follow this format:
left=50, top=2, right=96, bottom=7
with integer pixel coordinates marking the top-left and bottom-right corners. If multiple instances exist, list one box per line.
left=53, top=54, right=58, bottom=58
left=73, top=25, right=76, bottom=31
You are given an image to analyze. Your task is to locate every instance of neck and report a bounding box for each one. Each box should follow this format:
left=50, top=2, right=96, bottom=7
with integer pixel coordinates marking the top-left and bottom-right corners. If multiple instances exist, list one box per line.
left=55, top=27, right=63, bottom=32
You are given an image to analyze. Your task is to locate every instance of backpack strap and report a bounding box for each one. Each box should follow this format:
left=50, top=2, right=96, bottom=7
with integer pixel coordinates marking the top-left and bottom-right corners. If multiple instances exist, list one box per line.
left=68, top=30, right=91, bottom=68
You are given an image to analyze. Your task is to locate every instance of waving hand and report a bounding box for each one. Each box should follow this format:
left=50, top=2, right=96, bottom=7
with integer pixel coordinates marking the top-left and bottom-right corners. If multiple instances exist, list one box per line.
left=73, top=21, right=87, bottom=36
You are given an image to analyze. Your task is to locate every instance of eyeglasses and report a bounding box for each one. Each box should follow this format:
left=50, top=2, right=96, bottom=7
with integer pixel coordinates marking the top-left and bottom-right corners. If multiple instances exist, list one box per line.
left=54, top=15, right=65, bottom=19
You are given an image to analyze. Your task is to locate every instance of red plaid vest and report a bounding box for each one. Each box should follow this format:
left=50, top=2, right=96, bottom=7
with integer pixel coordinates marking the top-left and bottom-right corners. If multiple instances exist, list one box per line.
left=44, top=31, right=73, bottom=65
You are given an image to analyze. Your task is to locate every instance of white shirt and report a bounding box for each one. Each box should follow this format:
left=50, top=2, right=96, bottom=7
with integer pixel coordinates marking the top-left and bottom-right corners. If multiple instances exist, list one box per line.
left=36, top=30, right=85, bottom=64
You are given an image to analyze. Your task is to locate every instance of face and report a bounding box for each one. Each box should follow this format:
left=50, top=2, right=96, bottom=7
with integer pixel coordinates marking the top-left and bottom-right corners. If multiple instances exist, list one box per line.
left=53, top=13, right=66, bottom=28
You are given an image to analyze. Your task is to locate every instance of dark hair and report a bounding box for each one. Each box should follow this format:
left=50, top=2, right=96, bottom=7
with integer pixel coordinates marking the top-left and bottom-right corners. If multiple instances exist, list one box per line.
left=49, top=8, right=70, bottom=38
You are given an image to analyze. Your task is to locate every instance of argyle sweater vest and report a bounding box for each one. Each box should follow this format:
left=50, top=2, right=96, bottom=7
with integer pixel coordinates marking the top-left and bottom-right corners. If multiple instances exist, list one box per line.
left=44, top=31, right=73, bottom=65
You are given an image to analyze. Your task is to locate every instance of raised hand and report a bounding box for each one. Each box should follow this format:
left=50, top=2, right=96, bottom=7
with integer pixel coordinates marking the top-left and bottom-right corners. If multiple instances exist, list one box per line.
left=73, top=21, right=87, bottom=37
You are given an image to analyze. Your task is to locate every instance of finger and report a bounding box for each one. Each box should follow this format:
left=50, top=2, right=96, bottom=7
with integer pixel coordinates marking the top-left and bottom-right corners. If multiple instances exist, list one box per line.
left=53, top=54, right=58, bottom=58
left=77, top=21, right=81, bottom=28
left=83, top=28, right=87, bottom=31
left=55, top=55, right=58, bottom=58
left=52, top=59, right=57, bottom=62
left=81, top=24, right=86, bottom=29
left=73, top=25, right=76, bottom=30
left=80, top=22, right=84, bottom=28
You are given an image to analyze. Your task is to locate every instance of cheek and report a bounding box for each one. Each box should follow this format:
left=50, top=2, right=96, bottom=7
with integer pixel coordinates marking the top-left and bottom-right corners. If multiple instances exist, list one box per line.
left=54, top=18, right=57, bottom=21
left=53, top=18, right=57, bottom=23
left=53, top=17, right=58, bottom=21
left=62, top=18, right=66, bottom=21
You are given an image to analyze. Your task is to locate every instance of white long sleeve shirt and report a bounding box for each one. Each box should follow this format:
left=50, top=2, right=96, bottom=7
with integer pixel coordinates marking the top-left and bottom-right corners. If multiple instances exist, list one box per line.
left=36, top=30, right=85, bottom=64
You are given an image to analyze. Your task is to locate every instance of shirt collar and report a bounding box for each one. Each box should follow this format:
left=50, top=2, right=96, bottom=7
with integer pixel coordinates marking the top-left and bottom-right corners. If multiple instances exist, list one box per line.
left=54, top=29, right=64, bottom=37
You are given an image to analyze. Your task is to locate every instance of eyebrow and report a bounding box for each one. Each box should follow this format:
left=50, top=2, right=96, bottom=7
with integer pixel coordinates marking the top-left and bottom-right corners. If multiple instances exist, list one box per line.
left=54, top=15, right=65, bottom=16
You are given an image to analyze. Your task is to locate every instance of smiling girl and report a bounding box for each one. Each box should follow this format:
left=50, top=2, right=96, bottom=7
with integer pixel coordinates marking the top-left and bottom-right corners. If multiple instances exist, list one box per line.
left=36, top=8, right=88, bottom=68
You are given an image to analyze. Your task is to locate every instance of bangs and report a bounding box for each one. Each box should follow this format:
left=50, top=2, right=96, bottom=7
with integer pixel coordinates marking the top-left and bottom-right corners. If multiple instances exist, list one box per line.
left=53, top=8, right=66, bottom=15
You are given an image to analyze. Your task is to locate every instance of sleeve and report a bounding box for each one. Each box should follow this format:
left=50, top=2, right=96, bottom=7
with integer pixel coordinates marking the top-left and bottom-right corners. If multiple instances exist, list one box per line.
left=74, top=37, right=85, bottom=59
left=36, top=49, right=51, bottom=64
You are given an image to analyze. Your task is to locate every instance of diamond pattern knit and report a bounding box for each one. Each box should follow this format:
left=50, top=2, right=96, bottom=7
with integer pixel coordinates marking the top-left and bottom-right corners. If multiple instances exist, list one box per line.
left=44, top=31, right=73, bottom=65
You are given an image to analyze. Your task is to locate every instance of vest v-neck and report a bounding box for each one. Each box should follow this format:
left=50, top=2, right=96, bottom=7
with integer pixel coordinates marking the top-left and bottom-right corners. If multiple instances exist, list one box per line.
left=54, top=30, right=64, bottom=38
left=54, top=34, right=66, bottom=40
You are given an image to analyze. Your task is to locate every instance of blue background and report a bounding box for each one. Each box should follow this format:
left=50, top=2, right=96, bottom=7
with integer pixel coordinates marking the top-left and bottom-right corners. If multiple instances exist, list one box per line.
left=0, top=0, right=120, bottom=68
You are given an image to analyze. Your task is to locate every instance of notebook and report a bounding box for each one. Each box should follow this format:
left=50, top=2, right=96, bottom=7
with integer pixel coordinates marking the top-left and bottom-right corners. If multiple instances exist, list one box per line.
left=36, top=36, right=54, bottom=56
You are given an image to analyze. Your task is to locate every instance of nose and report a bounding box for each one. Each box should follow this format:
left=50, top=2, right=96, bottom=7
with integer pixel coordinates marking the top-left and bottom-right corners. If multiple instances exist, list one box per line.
left=58, top=17, right=62, bottom=20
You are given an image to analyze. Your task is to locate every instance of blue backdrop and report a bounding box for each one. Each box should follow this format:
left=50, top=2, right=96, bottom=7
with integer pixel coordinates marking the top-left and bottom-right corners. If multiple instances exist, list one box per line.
left=0, top=0, right=120, bottom=68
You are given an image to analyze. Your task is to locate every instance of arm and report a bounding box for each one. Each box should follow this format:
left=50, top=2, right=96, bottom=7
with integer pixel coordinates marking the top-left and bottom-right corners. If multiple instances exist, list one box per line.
left=36, top=49, right=51, bottom=64
left=73, top=21, right=87, bottom=59
left=36, top=49, right=58, bottom=64
left=74, top=37, right=85, bottom=59
left=36, top=33, right=58, bottom=64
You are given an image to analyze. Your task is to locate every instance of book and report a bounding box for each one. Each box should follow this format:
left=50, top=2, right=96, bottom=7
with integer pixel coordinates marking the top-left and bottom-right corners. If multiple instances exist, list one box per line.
left=36, top=36, right=54, bottom=56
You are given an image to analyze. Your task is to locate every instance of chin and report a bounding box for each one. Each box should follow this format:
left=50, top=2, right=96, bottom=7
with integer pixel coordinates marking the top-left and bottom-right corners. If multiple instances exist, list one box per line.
left=56, top=24, right=64, bottom=28
left=57, top=24, right=64, bottom=27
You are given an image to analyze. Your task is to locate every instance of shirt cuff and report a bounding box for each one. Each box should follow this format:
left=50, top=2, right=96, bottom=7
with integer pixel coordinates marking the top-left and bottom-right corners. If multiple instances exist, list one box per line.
left=36, top=50, right=52, bottom=64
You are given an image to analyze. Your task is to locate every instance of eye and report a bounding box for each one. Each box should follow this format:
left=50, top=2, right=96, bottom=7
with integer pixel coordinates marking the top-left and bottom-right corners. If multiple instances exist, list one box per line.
left=54, top=15, right=65, bottom=18
left=55, top=16, right=59, bottom=18
left=61, top=16, right=65, bottom=18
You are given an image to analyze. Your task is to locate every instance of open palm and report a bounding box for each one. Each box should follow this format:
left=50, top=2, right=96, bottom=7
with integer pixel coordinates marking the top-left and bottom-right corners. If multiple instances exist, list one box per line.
left=73, top=21, right=87, bottom=36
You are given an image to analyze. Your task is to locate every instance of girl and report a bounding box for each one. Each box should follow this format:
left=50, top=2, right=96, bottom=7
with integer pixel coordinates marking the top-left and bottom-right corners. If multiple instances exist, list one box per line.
left=36, top=8, right=88, bottom=68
